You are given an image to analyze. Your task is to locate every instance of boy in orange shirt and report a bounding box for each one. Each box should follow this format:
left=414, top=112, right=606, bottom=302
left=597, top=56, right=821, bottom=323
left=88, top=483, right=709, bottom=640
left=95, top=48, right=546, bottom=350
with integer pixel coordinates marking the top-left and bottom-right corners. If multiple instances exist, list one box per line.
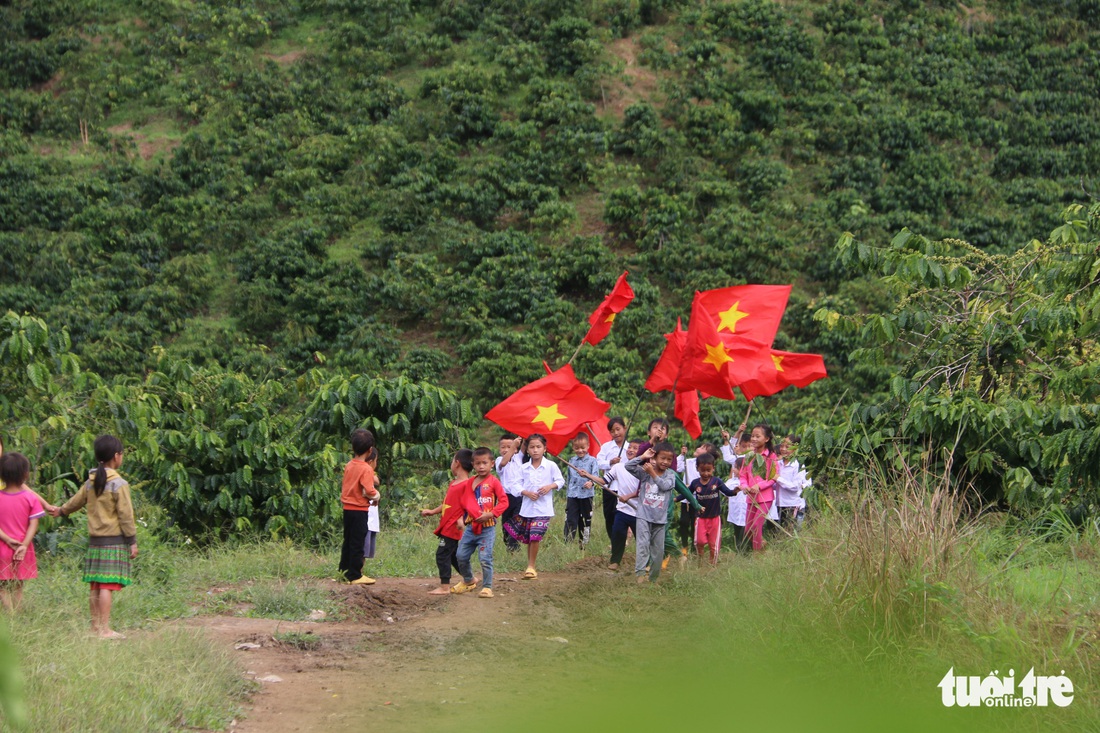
left=340, top=429, right=380, bottom=584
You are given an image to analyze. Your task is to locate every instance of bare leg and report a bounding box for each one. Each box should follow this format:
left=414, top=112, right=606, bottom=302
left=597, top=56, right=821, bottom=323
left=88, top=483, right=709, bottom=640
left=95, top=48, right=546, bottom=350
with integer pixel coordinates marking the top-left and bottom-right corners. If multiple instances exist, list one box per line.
left=11, top=581, right=23, bottom=611
left=89, top=585, right=100, bottom=633
left=428, top=584, right=450, bottom=595
left=527, top=542, right=540, bottom=571
left=1, top=584, right=12, bottom=613
left=98, top=589, right=117, bottom=637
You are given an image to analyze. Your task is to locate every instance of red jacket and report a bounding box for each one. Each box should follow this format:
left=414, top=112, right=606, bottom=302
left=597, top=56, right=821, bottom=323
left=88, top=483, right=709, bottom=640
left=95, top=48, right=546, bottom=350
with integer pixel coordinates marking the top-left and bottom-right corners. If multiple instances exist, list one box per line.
left=434, top=478, right=470, bottom=541
left=460, top=475, right=509, bottom=534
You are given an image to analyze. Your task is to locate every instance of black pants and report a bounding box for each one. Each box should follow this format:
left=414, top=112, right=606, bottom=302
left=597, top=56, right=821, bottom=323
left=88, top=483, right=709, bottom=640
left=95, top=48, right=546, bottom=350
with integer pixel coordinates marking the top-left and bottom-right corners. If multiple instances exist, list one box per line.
left=609, top=511, right=636, bottom=565
left=500, top=495, right=523, bottom=550
left=435, top=535, right=461, bottom=584
left=600, top=488, right=618, bottom=540
left=564, top=496, right=593, bottom=544
left=339, top=509, right=370, bottom=581
left=677, top=502, right=696, bottom=549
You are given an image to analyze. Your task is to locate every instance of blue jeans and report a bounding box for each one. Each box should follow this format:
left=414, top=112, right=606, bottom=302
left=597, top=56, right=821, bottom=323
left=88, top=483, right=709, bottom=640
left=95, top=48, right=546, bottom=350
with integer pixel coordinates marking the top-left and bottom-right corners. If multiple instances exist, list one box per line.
left=457, top=524, right=496, bottom=588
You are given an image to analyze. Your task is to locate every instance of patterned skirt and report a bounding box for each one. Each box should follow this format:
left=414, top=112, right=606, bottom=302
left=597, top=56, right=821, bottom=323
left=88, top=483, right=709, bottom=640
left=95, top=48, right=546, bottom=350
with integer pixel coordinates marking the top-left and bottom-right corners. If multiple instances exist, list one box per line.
left=82, top=544, right=132, bottom=587
left=504, top=515, right=552, bottom=545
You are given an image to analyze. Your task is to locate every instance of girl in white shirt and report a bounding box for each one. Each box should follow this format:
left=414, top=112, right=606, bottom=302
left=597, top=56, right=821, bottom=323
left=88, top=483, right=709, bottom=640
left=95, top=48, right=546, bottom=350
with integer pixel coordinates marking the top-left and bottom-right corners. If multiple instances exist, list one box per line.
left=502, top=434, right=564, bottom=580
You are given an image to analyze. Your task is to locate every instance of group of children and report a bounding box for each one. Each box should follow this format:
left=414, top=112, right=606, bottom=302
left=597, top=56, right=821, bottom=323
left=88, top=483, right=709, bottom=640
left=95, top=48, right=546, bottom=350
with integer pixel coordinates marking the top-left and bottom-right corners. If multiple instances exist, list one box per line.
left=0, top=435, right=138, bottom=639
left=373, top=415, right=812, bottom=595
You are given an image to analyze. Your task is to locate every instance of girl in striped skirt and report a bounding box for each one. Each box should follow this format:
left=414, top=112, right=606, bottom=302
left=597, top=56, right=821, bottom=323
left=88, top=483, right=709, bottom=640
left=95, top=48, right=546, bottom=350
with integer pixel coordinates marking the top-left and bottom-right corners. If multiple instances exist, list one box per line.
left=52, top=435, right=137, bottom=639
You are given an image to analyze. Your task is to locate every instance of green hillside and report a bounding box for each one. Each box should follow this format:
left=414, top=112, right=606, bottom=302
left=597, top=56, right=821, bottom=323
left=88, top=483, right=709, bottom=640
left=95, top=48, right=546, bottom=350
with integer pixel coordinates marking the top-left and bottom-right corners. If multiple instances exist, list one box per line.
left=2, top=0, right=1099, bottom=534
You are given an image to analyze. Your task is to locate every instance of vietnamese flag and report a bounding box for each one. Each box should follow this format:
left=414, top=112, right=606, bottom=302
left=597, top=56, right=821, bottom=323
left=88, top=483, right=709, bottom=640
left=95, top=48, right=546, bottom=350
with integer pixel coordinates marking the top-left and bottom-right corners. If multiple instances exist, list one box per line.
left=485, top=364, right=611, bottom=456
left=675, top=388, right=702, bottom=439
left=736, top=350, right=828, bottom=400
left=644, top=318, right=687, bottom=393
left=694, top=285, right=791, bottom=348
left=583, top=271, right=635, bottom=346
left=678, top=294, right=773, bottom=400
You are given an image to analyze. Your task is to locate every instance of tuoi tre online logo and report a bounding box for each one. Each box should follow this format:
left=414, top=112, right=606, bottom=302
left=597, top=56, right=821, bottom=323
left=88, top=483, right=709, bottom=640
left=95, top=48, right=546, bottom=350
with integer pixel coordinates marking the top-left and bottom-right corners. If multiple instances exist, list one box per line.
left=939, top=668, right=1074, bottom=708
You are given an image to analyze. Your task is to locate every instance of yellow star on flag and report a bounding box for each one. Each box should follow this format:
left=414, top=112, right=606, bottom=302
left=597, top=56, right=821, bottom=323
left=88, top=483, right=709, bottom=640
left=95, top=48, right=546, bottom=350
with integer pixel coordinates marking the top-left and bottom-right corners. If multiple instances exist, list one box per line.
left=702, top=342, right=734, bottom=371
left=717, top=302, right=749, bottom=333
left=772, top=354, right=784, bottom=372
left=533, top=403, right=567, bottom=431
left=604, top=312, right=616, bottom=324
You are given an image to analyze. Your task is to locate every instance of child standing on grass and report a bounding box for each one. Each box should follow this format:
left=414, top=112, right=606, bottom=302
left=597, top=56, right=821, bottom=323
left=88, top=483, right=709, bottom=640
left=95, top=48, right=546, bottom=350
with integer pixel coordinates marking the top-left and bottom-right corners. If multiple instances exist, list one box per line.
left=452, top=448, right=509, bottom=598
left=775, top=435, right=807, bottom=529
left=625, top=442, right=677, bottom=584
left=495, top=434, right=524, bottom=552
left=563, top=433, right=598, bottom=548
left=724, top=432, right=753, bottom=551
left=421, top=449, right=473, bottom=595
left=0, top=453, right=47, bottom=613
left=503, top=434, right=564, bottom=580
left=51, top=435, right=137, bottom=639
left=741, top=424, right=779, bottom=552
left=577, top=440, right=640, bottom=571
left=689, top=453, right=735, bottom=565
left=363, top=447, right=382, bottom=574
left=339, top=429, right=379, bottom=585
left=595, top=416, right=627, bottom=540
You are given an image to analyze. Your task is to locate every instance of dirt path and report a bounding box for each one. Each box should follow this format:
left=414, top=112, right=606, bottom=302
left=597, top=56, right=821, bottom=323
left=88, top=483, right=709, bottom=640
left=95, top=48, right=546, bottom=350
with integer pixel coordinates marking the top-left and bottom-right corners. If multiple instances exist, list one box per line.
left=185, top=562, right=610, bottom=732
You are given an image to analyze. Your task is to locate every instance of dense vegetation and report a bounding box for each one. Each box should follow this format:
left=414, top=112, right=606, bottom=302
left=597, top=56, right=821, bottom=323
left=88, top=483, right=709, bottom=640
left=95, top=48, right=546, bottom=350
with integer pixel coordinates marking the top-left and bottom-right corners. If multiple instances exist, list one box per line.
left=1, top=0, right=1099, bottom=536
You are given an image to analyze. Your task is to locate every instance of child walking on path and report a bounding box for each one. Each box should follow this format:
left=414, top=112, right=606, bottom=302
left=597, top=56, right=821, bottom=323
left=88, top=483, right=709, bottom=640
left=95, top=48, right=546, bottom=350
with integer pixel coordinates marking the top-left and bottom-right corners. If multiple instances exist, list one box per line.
left=625, top=443, right=677, bottom=583
left=689, top=453, right=736, bottom=565
left=577, top=440, right=640, bottom=571
left=740, top=424, right=779, bottom=552
left=0, top=453, right=47, bottom=612
left=563, top=433, right=598, bottom=547
left=339, top=429, right=379, bottom=585
left=452, top=448, right=509, bottom=598
left=495, top=434, right=525, bottom=551
left=50, top=435, right=137, bottom=639
left=503, top=434, right=564, bottom=580
left=595, top=417, right=627, bottom=540
left=421, top=449, right=473, bottom=594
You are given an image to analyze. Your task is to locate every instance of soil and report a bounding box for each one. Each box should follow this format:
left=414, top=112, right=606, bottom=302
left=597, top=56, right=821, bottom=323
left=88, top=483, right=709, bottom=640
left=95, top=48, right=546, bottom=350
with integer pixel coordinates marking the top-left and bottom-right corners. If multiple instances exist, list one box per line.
left=184, top=561, right=615, bottom=732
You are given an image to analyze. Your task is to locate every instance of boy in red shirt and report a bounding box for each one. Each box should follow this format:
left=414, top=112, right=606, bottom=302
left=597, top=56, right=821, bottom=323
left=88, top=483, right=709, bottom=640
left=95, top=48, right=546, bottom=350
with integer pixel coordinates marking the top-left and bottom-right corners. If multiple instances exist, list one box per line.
left=340, top=429, right=380, bottom=584
left=420, top=449, right=473, bottom=595
left=451, top=447, right=509, bottom=598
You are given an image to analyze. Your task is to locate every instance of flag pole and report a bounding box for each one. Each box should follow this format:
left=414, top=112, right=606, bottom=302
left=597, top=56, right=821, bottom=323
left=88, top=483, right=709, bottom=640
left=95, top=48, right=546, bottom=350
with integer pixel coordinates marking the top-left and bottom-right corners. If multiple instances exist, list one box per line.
left=618, top=392, right=646, bottom=459
left=566, top=334, right=588, bottom=365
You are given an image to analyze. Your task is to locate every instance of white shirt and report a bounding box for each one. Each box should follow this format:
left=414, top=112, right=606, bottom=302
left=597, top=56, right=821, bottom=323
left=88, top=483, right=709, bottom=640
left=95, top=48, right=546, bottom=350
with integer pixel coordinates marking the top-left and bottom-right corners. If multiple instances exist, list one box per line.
left=495, top=452, right=526, bottom=497
left=596, top=439, right=627, bottom=472
left=519, top=458, right=565, bottom=518
left=776, top=459, right=808, bottom=508
left=726, top=478, right=746, bottom=526
left=605, top=461, right=640, bottom=518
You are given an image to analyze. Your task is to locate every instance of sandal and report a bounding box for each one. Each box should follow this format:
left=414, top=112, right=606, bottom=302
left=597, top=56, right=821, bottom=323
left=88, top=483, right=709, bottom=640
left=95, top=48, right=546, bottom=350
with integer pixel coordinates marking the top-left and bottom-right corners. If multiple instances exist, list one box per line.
left=477, top=587, right=494, bottom=598
left=522, top=568, right=538, bottom=580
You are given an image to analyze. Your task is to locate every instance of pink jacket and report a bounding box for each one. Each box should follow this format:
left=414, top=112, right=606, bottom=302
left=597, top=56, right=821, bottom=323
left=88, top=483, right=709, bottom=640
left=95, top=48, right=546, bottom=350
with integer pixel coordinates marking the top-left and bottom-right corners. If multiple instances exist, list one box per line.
left=738, top=449, right=779, bottom=504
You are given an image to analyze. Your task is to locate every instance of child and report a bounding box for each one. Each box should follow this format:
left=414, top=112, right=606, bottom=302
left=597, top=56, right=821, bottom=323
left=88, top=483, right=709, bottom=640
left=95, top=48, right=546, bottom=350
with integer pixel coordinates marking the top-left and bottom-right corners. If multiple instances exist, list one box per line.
left=635, top=418, right=669, bottom=457
left=675, top=442, right=720, bottom=556
left=725, top=432, right=753, bottom=551
left=563, top=433, right=598, bottom=547
left=452, top=448, right=509, bottom=598
left=495, top=434, right=525, bottom=552
left=421, top=449, right=474, bottom=595
left=503, top=434, right=564, bottom=580
left=578, top=440, right=640, bottom=571
left=339, top=429, right=379, bottom=585
left=51, top=435, right=137, bottom=639
left=363, top=447, right=382, bottom=575
left=0, top=453, right=46, bottom=612
left=624, top=442, right=677, bottom=583
left=740, top=424, right=779, bottom=552
left=595, top=416, right=627, bottom=539
left=775, top=435, right=807, bottom=529
left=689, top=453, right=735, bottom=565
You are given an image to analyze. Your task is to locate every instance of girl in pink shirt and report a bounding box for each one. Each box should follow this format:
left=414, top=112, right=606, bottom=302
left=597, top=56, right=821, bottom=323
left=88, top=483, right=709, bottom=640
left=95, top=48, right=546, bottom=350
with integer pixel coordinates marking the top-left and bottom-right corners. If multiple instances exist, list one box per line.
left=739, top=424, right=779, bottom=552
left=0, top=452, right=47, bottom=612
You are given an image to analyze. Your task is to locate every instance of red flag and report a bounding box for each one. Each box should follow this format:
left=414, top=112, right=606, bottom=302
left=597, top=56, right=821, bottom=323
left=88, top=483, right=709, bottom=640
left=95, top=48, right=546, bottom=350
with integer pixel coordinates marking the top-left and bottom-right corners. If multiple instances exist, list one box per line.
left=693, top=285, right=791, bottom=348
left=583, top=271, right=635, bottom=346
left=737, top=351, right=828, bottom=400
left=485, top=365, right=611, bottom=456
left=644, top=318, right=687, bottom=393
left=675, top=389, right=702, bottom=439
left=678, top=294, right=772, bottom=400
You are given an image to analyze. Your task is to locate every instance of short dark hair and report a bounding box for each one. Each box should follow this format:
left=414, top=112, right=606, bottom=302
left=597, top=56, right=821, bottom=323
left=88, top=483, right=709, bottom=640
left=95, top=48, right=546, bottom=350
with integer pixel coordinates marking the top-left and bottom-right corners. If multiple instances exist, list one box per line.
left=473, top=447, right=494, bottom=460
left=454, top=449, right=474, bottom=472
left=351, top=429, right=375, bottom=456
left=785, top=434, right=801, bottom=444
left=699, top=442, right=719, bottom=460
left=499, top=432, right=518, bottom=442
left=0, top=452, right=30, bottom=487
left=653, top=441, right=676, bottom=456
left=607, top=416, right=625, bottom=430
left=648, top=418, right=670, bottom=431
left=573, top=432, right=589, bottom=443
left=696, top=453, right=715, bottom=467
